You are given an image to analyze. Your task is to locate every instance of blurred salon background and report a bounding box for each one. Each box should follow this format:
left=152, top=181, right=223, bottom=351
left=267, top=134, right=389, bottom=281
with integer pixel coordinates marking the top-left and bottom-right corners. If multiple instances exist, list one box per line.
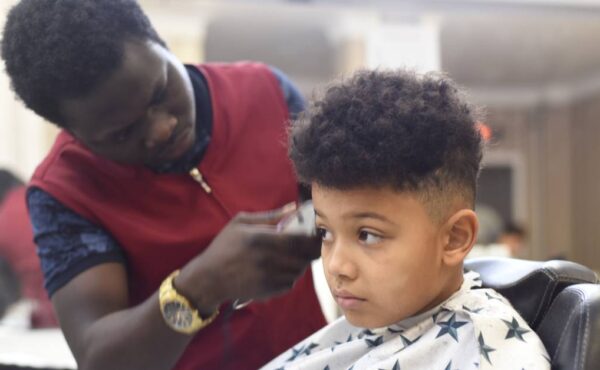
left=1, top=0, right=599, bottom=271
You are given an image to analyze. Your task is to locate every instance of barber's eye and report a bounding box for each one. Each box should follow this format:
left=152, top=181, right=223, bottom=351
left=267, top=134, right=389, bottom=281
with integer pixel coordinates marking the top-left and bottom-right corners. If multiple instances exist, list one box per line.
left=150, top=86, right=168, bottom=106
left=316, top=227, right=333, bottom=243
left=358, top=230, right=383, bottom=245
left=113, top=125, right=135, bottom=143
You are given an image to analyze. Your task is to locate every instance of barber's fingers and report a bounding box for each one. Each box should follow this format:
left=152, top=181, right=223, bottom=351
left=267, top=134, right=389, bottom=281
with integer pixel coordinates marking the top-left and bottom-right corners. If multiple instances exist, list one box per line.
left=250, top=231, right=322, bottom=261
left=281, top=233, right=322, bottom=260
left=234, top=202, right=298, bottom=226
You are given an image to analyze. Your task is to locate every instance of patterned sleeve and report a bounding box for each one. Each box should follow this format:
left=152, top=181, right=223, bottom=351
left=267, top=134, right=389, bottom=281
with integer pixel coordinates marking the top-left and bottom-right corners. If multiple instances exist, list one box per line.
left=27, top=187, right=125, bottom=297
left=268, top=66, right=306, bottom=120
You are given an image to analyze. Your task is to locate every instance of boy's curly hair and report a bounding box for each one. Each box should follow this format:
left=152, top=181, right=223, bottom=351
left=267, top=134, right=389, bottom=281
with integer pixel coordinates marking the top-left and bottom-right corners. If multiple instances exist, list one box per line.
left=1, top=0, right=165, bottom=126
left=290, top=69, right=483, bottom=218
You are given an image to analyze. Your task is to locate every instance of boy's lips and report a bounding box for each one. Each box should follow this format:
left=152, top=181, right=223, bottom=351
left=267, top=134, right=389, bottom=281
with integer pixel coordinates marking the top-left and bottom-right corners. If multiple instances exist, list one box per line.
left=333, top=289, right=366, bottom=310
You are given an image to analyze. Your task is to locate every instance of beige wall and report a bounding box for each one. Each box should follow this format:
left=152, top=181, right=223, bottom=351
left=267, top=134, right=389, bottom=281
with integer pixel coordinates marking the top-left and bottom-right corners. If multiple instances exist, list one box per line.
left=572, top=94, right=600, bottom=270
left=485, top=92, right=600, bottom=270
left=0, top=1, right=58, bottom=180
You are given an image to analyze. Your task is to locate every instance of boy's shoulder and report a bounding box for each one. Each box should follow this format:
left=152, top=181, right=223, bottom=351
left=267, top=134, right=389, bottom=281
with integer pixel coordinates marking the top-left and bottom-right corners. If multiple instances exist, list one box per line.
left=436, top=271, right=551, bottom=369
left=443, top=271, right=518, bottom=319
left=442, top=271, right=538, bottom=342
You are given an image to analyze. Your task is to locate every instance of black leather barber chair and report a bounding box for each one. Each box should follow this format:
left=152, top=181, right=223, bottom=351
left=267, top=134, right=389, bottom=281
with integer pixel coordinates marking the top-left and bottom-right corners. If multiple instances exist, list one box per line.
left=465, top=257, right=599, bottom=370
left=537, top=284, right=600, bottom=370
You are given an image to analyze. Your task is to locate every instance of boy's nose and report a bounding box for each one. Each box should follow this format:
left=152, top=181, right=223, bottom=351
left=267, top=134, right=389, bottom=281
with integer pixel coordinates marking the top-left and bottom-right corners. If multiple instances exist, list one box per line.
left=325, top=243, right=358, bottom=282
left=145, top=111, right=178, bottom=149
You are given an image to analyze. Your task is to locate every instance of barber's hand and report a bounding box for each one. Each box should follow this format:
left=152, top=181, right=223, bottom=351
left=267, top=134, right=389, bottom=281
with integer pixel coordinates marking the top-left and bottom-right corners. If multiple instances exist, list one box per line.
left=175, top=204, right=321, bottom=315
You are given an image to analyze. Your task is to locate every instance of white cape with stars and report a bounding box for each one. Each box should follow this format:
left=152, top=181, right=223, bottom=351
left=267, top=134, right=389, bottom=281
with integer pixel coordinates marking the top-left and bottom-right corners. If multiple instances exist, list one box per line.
left=261, top=271, right=550, bottom=370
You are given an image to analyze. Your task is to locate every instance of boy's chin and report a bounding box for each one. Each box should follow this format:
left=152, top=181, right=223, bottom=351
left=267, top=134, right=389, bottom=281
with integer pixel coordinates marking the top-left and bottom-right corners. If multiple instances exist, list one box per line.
left=344, top=311, right=396, bottom=329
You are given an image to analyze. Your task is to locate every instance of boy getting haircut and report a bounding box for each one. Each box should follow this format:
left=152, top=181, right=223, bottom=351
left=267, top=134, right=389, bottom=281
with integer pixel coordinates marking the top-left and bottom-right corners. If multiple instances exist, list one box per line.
left=261, top=70, right=549, bottom=370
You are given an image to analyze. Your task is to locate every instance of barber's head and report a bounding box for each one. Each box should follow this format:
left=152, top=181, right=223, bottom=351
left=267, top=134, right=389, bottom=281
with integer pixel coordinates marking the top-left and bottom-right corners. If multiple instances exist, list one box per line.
left=2, top=0, right=196, bottom=166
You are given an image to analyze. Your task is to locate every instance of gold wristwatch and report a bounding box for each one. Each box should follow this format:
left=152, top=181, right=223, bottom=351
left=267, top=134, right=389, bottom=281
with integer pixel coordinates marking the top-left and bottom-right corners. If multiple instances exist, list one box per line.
left=159, top=270, right=219, bottom=335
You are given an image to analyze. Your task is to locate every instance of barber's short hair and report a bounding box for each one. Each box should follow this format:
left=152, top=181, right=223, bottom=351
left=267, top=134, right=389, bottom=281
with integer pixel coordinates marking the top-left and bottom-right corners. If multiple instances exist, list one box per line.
left=290, top=69, right=483, bottom=220
left=1, top=0, right=165, bottom=126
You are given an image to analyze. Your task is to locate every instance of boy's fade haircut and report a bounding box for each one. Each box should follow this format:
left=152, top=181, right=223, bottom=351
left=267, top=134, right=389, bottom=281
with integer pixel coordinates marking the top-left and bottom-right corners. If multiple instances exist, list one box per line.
left=290, top=69, right=483, bottom=222
left=1, top=0, right=165, bottom=127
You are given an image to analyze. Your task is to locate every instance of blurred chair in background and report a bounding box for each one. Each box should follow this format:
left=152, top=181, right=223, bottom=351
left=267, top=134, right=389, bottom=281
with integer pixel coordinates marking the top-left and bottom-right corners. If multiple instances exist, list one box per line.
left=0, top=170, right=57, bottom=328
left=0, top=256, right=20, bottom=320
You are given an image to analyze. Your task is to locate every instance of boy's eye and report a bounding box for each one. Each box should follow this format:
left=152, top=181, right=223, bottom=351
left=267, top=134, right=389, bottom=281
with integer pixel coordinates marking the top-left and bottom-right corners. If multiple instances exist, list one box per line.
left=316, top=227, right=333, bottom=242
left=358, top=230, right=383, bottom=245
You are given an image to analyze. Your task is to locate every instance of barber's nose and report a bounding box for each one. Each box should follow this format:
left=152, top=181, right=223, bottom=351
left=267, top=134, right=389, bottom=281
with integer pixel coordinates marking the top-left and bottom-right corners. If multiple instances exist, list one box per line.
left=144, top=110, right=178, bottom=149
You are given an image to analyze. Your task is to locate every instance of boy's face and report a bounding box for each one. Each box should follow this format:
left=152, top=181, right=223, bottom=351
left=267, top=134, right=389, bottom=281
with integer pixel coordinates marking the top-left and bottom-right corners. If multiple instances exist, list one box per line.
left=59, top=40, right=196, bottom=167
left=313, top=184, right=456, bottom=328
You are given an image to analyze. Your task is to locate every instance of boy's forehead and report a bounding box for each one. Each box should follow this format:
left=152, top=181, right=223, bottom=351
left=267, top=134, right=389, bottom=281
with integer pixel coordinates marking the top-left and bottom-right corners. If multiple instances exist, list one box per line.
left=310, top=182, right=460, bottom=226
left=311, top=183, right=425, bottom=214
left=311, top=182, right=411, bottom=199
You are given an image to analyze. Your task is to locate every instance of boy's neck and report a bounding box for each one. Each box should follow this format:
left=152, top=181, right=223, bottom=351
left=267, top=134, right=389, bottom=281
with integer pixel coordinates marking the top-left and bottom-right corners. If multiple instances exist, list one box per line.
left=416, top=268, right=465, bottom=316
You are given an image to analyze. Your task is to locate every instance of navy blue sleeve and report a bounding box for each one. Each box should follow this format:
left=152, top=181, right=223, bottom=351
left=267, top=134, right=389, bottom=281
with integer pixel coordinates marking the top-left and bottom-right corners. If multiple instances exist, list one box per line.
left=27, top=187, right=125, bottom=297
left=269, top=66, right=306, bottom=120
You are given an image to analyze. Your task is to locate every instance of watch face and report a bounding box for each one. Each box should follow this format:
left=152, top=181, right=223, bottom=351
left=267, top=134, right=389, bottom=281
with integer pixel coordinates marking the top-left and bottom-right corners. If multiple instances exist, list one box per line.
left=163, top=301, right=194, bottom=329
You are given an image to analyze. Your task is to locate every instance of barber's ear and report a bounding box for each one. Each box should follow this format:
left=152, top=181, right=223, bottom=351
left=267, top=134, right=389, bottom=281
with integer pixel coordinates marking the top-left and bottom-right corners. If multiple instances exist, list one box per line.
left=441, top=209, right=479, bottom=266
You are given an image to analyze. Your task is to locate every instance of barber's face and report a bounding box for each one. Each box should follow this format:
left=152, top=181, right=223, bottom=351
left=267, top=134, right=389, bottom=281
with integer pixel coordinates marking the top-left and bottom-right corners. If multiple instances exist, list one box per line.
left=59, top=40, right=196, bottom=166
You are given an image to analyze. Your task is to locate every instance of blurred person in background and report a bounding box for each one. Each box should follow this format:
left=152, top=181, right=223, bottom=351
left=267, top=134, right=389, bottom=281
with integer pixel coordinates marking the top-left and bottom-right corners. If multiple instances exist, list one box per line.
left=469, top=207, right=528, bottom=259
left=497, top=222, right=527, bottom=258
left=468, top=204, right=511, bottom=259
left=0, top=256, right=21, bottom=321
left=0, top=0, right=324, bottom=369
left=0, top=169, right=57, bottom=328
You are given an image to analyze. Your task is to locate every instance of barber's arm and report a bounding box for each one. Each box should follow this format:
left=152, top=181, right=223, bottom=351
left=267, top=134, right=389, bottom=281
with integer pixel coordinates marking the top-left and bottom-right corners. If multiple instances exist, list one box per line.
left=31, top=190, right=319, bottom=370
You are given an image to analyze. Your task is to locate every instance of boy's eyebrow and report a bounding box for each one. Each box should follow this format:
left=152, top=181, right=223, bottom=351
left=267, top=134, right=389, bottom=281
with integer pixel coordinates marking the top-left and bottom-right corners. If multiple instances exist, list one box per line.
left=314, top=209, right=396, bottom=225
left=348, top=212, right=396, bottom=225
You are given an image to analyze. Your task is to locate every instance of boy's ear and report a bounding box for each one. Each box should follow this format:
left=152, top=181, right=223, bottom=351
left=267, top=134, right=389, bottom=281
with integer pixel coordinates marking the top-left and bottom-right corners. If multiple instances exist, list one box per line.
left=441, top=209, right=479, bottom=267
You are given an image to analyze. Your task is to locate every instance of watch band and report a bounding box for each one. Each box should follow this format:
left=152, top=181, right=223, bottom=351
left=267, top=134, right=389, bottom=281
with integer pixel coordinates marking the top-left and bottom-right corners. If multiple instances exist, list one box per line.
left=159, top=270, right=219, bottom=335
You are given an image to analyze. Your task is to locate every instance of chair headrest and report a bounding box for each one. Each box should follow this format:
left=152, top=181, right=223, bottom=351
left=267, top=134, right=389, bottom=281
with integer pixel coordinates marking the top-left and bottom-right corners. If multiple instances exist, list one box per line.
left=464, top=257, right=598, bottom=328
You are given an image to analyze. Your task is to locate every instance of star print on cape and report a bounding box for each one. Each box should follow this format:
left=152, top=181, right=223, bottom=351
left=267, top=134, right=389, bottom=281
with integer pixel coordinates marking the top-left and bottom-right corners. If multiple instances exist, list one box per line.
left=331, top=334, right=354, bottom=352
left=503, top=317, right=530, bottom=341
left=485, top=292, right=502, bottom=301
left=444, top=360, right=461, bottom=370
left=478, top=332, right=496, bottom=365
left=286, top=342, right=319, bottom=361
left=393, top=334, right=422, bottom=354
left=432, top=307, right=452, bottom=323
left=377, top=359, right=400, bottom=370
left=365, top=335, right=384, bottom=348
left=462, top=305, right=484, bottom=314
left=435, top=313, right=469, bottom=342
left=358, top=329, right=375, bottom=339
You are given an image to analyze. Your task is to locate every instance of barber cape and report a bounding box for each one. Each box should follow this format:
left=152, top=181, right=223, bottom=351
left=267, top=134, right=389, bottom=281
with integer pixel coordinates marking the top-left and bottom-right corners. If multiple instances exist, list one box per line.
left=261, top=271, right=550, bottom=370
